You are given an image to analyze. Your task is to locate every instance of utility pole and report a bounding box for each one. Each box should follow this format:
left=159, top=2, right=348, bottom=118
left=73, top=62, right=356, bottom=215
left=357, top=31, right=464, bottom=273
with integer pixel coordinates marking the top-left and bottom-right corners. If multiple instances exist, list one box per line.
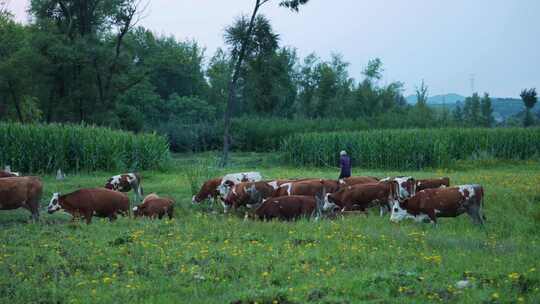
left=469, top=73, right=476, bottom=95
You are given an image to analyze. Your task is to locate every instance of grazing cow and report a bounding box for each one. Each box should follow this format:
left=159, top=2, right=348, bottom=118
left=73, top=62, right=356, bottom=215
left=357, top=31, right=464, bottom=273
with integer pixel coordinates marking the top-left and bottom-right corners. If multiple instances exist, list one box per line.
left=192, top=177, right=222, bottom=204
left=339, top=176, right=379, bottom=187
left=416, top=177, right=450, bottom=192
left=0, top=171, right=20, bottom=178
left=105, top=173, right=143, bottom=201
left=0, top=176, right=42, bottom=221
left=380, top=176, right=416, bottom=200
left=223, top=181, right=275, bottom=211
left=273, top=179, right=339, bottom=197
left=217, top=172, right=262, bottom=198
left=47, top=188, right=129, bottom=224
left=252, top=195, right=325, bottom=221
left=323, top=181, right=399, bottom=215
left=390, top=184, right=485, bottom=225
left=133, top=193, right=174, bottom=219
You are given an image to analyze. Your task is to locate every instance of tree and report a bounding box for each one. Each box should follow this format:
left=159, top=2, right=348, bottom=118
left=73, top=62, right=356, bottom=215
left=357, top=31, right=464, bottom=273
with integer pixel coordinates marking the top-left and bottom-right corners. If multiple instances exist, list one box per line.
left=480, top=92, right=494, bottom=127
left=463, top=93, right=481, bottom=126
left=409, top=80, right=434, bottom=127
left=221, top=0, right=310, bottom=166
left=453, top=104, right=464, bottom=125
left=520, top=88, right=537, bottom=127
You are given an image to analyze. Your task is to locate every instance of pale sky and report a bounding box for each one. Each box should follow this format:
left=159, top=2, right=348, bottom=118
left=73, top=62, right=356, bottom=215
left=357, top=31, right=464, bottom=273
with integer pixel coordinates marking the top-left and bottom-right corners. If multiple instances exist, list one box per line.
left=7, top=0, right=540, bottom=97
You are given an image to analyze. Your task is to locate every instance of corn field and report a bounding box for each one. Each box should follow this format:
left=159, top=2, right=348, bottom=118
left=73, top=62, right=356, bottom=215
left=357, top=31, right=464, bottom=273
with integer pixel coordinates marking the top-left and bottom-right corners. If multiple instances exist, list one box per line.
left=280, top=128, right=540, bottom=169
left=0, top=123, right=171, bottom=173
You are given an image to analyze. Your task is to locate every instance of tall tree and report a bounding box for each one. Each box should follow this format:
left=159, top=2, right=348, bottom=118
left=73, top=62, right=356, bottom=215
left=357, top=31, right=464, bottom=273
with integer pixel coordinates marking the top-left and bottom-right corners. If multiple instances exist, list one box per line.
left=221, top=0, right=310, bottom=166
left=463, top=93, right=481, bottom=126
left=520, top=88, right=537, bottom=127
left=480, top=92, right=494, bottom=127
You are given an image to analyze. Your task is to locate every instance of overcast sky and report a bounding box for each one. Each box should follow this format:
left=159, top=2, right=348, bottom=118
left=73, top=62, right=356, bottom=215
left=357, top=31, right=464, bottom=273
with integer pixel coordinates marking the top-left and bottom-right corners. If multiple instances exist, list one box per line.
left=7, top=0, right=540, bottom=97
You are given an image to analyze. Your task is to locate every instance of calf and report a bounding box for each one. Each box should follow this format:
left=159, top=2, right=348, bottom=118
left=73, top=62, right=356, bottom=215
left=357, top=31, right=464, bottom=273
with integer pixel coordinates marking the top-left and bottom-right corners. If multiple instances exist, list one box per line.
left=192, top=177, right=222, bottom=204
left=133, top=193, right=174, bottom=219
left=0, top=176, right=42, bottom=221
left=339, top=176, right=379, bottom=187
left=390, top=184, right=485, bottom=225
left=47, top=188, right=129, bottom=224
left=105, top=173, right=143, bottom=201
left=323, top=181, right=399, bottom=215
left=0, top=171, right=20, bottom=178
left=415, top=177, right=450, bottom=192
left=252, top=195, right=324, bottom=221
left=223, top=181, right=275, bottom=212
left=217, top=172, right=263, bottom=198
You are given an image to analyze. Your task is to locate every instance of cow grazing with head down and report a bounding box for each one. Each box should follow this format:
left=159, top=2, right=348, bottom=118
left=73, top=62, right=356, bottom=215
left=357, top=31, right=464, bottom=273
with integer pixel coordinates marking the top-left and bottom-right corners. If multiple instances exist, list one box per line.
left=133, top=193, right=174, bottom=220
left=47, top=188, right=129, bottom=224
left=323, top=181, right=399, bottom=215
left=105, top=173, right=143, bottom=201
left=223, top=181, right=275, bottom=212
left=251, top=194, right=325, bottom=221
left=0, top=171, right=20, bottom=178
left=192, top=177, right=222, bottom=204
left=0, top=176, right=42, bottom=221
left=217, top=172, right=263, bottom=198
left=415, top=177, right=450, bottom=192
left=390, top=184, right=485, bottom=225
left=339, top=176, right=379, bottom=187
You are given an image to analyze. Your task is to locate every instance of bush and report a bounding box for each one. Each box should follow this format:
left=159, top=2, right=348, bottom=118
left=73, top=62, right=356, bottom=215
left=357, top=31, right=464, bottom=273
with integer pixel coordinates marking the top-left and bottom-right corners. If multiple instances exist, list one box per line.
left=0, top=123, right=171, bottom=173
left=280, top=128, right=540, bottom=169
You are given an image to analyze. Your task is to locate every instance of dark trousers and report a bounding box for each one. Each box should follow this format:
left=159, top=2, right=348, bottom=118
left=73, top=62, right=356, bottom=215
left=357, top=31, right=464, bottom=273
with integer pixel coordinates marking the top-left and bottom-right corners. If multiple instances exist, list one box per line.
left=339, top=172, right=351, bottom=179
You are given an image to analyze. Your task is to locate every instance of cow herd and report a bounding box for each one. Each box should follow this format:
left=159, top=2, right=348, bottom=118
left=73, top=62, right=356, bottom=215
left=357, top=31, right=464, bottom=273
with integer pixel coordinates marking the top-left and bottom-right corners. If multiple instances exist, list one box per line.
left=193, top=172, right=486, bottom=225
left=0, top=169, right=485, bottom=226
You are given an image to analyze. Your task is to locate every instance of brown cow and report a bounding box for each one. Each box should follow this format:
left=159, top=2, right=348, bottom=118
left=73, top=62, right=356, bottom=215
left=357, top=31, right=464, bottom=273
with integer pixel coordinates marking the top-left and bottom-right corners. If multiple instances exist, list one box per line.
left=0, top=171, right=19, bottom=178
left=323, top=181, right=399, bottom=215
left=133, top=193, right=174, bottom=219
left=105, top=173, right=143, bottom=201
left=390, top=184, right=485, bottom=225
left=192, top=177, right=222, bottom=204
left=339, top=176, right=379, bottom=187
left=223, top=181, right=276, bottom=211
left=0, top=176, right=42, bottom=221
left=47, top=188, right=129, bottom=224
left=415, top=177, right=450, bottom=192
left=273, top=179, right=339, bottom=197
left=252, top=195, right=324, bottom=221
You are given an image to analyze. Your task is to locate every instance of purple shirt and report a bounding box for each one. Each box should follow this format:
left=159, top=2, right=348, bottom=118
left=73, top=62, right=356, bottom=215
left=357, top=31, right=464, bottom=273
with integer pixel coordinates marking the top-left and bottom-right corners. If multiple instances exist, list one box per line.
left=340, top=155, right=351, bottom=177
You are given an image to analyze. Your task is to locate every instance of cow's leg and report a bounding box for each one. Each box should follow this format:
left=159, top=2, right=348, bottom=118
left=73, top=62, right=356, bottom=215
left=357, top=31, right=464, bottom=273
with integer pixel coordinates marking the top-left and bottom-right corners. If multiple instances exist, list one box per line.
left=108, top=213, right=117, bottom=222
left=427, top=210, right=437, bottom=225
left=28, top=200, right=40, bottom=222
left=466, top=204, right=484, bottom=226
left=83, top=211, right=93, bottom=224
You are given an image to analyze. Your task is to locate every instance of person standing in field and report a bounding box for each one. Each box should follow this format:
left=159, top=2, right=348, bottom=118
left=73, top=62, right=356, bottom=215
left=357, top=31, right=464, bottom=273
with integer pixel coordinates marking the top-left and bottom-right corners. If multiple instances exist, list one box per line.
left=339, top=150, right=352, bottom=179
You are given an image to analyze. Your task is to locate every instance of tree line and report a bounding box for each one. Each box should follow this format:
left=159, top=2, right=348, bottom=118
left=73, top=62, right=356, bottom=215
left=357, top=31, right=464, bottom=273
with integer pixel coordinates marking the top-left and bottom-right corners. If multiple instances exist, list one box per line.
left=0, top=1, right=537, bottom=152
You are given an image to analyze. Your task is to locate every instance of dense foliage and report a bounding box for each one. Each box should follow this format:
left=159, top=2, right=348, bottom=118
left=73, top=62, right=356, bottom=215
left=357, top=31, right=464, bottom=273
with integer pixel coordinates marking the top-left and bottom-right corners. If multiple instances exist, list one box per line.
left=280, top=128, right=540, bottom=169
left=0, top=123, right=170, bottom=172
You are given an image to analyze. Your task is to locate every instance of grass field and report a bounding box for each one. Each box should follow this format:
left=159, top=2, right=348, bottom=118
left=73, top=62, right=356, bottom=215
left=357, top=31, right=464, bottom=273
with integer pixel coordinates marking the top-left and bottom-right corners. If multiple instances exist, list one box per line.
left=1, top=153, right=539, bottom=303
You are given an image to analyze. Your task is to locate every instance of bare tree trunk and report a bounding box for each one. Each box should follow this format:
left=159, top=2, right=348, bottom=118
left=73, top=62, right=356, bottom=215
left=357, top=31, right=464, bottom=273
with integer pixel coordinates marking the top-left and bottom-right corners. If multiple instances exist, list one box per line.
left=7, top=81, right=23, bottom=123
left=221, top=0, right=262, bottom=166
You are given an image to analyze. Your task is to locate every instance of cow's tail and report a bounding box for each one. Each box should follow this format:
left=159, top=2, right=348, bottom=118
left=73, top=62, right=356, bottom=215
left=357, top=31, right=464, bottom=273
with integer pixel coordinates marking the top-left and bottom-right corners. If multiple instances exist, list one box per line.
left=476, top=185, right=487, bottom=223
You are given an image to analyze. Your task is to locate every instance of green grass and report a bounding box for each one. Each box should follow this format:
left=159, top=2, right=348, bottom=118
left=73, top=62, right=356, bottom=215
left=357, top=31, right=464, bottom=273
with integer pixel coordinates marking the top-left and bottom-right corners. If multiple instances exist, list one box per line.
left=1, top=153, right=539, bottom=303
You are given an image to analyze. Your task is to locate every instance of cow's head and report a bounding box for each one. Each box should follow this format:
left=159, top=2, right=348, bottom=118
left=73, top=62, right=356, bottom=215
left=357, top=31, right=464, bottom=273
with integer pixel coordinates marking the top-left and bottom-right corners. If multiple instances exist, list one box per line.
left=47, top=193, right=62, bottom=214
left=105, top=175, right=122, bottom=190
left=132, top=205, right=144, bottom=217
left=383, top=176, right=415, bottom=199
left=323, top=193, right=339, bottom=211
left=390, top=200, right=410, bottom=222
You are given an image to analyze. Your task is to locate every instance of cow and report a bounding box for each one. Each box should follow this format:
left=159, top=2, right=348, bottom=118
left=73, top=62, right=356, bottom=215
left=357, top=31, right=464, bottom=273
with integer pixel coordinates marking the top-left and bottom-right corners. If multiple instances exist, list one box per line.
left=251, top=195, right=325, bottom=221
left=47, top=188, right=129, bottom=224
left=390, top=184, right=485, bottom=225
left=0, top=171, right=20, bottom=178
left=217, top=172, right=262, bottom=198
left=273, top=179, right=339, bottom=197
left=415, top=177, right=450, bottom=192
left=105, top=173, right=143, bottom=201
left=323, top=181, right=399, bottom=215
left=339, top=176, right=379, bottom=187
left=380, top=176, right=416, bottom=200
left=223, top=181, right=275, bottom=212
left=0, top=176, right=42, bottom=221
left=192, top=177, right=222, bottom=204
left=133, top=193, right=174, bottom=220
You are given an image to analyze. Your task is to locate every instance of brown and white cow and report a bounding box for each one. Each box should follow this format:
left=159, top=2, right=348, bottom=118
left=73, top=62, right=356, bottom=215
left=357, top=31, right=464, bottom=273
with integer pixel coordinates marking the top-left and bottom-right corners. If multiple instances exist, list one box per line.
left=415, top=177, right=450, bottom=192
left=0, top=176, right=42, bottom=221
left=390, top=184, right=485, bottom=225
left=0, top=170, right=20, bottom=178
left=380, top=176, right=416, bottom=200
left=323, top=181, right=399, bottom=215
left=273, top=179, right=339, bottom=197
left=217, top=172, right=263, bottom=198
left=251, top=195, right=324, bottom=221
left=47, top=188, right=129, bottom=224
left=192, top=177, right=222, bottom=204
left=339, top=176, right=379, bottom=187
left=133, top=193, right=174, bottom=220
left=223, top=181, right=276, bottom=211
left=105, top=173, right=143, bottom=201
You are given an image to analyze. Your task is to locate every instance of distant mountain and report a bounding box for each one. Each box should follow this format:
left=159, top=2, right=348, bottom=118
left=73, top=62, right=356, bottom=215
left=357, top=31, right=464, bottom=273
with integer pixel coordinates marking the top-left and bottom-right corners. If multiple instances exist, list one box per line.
left=406, top=93, right=540, bottom=121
